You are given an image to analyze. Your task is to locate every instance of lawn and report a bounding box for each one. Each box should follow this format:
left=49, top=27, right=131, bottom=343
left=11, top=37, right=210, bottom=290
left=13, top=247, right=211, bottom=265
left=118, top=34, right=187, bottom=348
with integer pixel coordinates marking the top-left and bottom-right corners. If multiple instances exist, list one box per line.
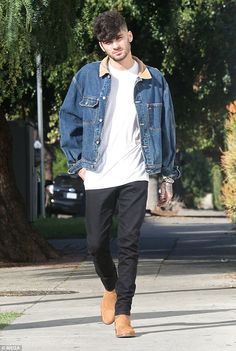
left=32, top=217, right=87, bottom=239
left=0, top=311, right=22, bottom=330
left=32, top=217, right=118, bottom=239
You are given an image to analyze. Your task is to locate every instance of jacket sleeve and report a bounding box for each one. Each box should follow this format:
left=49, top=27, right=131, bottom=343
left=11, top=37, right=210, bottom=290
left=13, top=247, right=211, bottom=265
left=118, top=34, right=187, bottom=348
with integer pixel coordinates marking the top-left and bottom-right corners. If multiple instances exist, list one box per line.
left=161, top=79, right=181, bottom=180
left=59, top=75, right=84, bottom=174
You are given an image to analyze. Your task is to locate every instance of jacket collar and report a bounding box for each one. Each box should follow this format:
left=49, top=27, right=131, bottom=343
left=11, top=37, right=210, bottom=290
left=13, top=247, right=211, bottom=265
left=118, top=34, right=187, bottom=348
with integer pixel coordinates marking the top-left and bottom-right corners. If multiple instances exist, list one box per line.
left=99, top=56, right=152, bottom=79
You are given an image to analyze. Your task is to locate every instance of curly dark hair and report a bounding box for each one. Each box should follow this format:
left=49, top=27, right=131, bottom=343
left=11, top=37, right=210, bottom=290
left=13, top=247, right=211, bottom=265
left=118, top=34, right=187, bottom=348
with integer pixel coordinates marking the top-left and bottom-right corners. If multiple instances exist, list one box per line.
left=93, top=10, right=127, bottom=42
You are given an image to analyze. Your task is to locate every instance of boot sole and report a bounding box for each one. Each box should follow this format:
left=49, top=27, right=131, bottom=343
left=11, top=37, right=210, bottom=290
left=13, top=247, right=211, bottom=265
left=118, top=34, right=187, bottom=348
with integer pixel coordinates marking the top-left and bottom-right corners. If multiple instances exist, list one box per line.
left=116, top=333, right=136, bottom=338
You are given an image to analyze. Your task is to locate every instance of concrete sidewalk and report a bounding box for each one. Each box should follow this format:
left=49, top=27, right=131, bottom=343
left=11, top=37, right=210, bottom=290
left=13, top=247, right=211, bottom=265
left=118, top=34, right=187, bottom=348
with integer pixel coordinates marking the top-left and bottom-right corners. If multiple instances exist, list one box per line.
left=0, top=210, right=236, bottom=350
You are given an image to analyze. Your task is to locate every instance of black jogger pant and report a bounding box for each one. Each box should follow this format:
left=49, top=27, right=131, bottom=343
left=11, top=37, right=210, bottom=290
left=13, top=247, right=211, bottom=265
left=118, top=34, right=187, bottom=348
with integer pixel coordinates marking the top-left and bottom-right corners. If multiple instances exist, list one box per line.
left=85, top=181, right=148, bottom=316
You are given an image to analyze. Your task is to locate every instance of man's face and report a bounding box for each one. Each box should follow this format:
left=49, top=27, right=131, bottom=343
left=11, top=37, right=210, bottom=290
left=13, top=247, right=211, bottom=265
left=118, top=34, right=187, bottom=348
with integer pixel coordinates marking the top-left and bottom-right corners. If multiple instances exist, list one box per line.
left=99, top=29, right=133, bottom=62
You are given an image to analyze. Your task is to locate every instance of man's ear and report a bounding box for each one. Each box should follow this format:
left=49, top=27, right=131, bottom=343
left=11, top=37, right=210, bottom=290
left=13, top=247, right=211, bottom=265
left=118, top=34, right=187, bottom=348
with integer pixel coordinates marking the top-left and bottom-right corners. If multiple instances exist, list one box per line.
left=128, top=31, right=133, bottom=43
left=99, top=42, right=106, bottom=52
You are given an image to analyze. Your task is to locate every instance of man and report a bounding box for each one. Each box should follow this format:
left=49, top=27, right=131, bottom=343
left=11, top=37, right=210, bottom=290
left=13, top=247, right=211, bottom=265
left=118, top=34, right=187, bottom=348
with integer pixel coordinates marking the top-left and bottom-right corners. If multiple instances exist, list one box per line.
left=59, top=10, right=180, bottom=338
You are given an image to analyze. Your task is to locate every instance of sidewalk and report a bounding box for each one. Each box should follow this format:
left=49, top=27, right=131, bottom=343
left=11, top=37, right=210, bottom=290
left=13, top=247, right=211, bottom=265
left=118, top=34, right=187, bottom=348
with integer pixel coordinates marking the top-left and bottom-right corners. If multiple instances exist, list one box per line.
left=0, top=210, right=236, bottom=351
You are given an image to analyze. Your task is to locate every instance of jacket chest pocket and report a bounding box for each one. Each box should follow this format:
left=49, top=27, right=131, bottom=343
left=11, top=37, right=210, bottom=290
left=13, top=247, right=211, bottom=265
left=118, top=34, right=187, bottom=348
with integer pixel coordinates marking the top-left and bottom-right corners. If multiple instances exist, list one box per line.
left=79, top=97, right=99, bottom=124
left=147, top=103, right=162, bottom=130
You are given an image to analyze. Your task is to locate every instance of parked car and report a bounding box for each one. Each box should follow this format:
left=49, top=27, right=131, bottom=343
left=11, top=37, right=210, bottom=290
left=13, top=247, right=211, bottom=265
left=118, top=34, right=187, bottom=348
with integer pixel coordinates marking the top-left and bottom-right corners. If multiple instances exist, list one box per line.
left=45, top=173, right=85, bottom=216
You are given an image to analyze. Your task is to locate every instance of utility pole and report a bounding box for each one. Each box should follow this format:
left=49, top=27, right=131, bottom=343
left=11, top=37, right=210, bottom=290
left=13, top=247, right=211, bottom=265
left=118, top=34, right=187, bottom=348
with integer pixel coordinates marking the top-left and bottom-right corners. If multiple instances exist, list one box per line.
left=36, top=53, right=45, bottom=217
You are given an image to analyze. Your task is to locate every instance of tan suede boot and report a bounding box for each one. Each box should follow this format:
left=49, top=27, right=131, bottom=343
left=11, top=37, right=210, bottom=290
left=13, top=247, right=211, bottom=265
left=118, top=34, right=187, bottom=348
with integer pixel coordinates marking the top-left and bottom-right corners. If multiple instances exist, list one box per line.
left=101, top=289, right=117, bottom=325
left=115, top=314, right=136, bottom=338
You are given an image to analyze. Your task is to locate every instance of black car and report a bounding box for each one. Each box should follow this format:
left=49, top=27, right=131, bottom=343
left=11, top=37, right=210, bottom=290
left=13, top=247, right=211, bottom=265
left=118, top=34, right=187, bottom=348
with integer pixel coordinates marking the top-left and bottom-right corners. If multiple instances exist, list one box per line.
left=46, top=173, right=85, bottom=216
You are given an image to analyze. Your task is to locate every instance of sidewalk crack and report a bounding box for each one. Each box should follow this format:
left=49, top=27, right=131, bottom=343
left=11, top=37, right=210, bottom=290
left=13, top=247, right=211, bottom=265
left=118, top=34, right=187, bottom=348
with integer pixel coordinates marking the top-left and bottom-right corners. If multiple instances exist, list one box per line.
left=155, top=238, right=179, bottom=278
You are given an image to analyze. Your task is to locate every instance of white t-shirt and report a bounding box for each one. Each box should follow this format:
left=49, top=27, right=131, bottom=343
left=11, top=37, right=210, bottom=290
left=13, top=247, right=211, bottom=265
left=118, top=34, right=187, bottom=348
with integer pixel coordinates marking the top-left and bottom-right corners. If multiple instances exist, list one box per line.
left=84, top=60, right=149, bottom=190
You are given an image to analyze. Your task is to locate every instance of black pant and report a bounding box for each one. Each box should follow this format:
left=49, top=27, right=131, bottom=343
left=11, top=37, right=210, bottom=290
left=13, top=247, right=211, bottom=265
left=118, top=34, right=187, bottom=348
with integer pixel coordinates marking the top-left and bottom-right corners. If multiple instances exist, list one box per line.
left=85, top=181, right=148, bottom=316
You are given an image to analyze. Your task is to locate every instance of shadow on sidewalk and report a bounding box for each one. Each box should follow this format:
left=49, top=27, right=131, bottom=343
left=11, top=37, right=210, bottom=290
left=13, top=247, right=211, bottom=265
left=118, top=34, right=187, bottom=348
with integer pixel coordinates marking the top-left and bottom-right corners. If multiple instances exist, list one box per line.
left=4, top=307, right=236, bottom=333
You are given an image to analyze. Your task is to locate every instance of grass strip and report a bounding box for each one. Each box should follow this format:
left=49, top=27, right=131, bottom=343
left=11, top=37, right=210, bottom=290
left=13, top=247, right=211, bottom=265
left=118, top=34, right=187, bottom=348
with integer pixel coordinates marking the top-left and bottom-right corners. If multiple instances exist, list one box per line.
left=32, top=217, right=87, bottom=239
left=32, top=217, right=118, bottom=239
left=0, top=311, right=22, bottom=330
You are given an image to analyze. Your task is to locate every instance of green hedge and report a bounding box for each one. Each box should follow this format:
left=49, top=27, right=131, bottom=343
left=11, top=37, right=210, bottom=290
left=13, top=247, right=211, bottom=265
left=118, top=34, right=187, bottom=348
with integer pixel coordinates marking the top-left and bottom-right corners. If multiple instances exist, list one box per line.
left=181, top=150, right=223, bottom=209
left=221, top=101, right=236, bottom=222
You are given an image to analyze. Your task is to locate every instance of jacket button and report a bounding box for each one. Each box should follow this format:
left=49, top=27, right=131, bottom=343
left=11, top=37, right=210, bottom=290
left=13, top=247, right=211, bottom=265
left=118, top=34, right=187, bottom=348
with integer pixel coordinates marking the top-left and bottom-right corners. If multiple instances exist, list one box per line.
left=102, top=96, right=106, bottom=100
left=96, top=140, right=100, bottom=145
left=99, top=118, right=103, bottom=122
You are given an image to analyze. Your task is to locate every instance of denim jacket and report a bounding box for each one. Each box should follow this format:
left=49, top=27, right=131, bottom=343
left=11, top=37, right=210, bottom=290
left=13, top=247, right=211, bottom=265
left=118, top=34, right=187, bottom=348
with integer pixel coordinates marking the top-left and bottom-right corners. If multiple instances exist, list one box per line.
left=59, top=56, right=180, bottom=179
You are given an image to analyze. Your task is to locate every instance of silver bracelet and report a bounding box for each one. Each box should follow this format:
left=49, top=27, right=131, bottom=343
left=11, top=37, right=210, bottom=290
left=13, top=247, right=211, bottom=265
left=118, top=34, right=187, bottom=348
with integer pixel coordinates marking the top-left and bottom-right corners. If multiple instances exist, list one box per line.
left=161, top=176, right=174, bottom=184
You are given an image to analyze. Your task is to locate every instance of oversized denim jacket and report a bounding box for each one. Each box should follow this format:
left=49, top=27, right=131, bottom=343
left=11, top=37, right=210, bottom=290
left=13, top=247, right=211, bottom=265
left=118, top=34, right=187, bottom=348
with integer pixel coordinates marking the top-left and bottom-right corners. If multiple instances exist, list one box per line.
left=59, top=56, right=180, bottom=179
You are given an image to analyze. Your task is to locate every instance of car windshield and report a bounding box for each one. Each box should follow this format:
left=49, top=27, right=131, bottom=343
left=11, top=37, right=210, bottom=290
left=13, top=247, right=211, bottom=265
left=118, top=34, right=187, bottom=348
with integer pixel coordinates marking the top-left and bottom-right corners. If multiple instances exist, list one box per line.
left=55, top=176, right=80, bottom=188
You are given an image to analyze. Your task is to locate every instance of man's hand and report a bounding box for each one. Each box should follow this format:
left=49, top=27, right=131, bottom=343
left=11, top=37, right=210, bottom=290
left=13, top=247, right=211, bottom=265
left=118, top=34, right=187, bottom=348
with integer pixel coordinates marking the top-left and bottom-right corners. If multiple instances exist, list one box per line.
left=157, top=181, right=173, bottom=208
left=78, top=168, right=86, bottom=181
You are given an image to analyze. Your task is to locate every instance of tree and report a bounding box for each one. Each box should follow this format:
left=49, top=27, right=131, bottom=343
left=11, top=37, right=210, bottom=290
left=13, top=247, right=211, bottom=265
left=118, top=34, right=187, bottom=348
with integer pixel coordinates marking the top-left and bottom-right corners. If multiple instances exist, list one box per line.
left=0, top=117, right=59, bottom=262
left=0, top=0, right=79, bottom=262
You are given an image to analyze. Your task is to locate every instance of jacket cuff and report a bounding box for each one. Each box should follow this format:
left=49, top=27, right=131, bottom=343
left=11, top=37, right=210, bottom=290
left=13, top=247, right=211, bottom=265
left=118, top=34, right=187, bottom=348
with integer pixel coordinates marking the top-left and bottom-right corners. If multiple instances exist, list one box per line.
left=161, top=166, right=181, bottom=181
left=68, top=161, right=83, bottom=175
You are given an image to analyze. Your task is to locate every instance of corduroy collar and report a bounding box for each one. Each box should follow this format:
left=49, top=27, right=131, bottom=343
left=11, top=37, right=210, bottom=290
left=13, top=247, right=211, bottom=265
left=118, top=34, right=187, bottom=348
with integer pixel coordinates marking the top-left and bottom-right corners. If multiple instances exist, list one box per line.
left=99, top=55, right=152, bottom=79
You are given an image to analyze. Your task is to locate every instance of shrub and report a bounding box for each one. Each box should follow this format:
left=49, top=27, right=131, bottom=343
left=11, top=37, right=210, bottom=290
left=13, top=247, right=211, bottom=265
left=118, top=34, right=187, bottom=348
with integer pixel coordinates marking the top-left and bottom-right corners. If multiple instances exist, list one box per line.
left=181, top=150, right=213, bottom=208
left=53, top=147, right=67, bottom=177
left=221, top=101, right=236, bottom=222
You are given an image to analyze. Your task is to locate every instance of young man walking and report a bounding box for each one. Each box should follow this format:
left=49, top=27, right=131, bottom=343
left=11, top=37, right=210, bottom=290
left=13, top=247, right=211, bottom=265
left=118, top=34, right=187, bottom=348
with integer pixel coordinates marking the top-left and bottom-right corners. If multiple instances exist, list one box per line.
left=60, top=10, right=180, bottom=337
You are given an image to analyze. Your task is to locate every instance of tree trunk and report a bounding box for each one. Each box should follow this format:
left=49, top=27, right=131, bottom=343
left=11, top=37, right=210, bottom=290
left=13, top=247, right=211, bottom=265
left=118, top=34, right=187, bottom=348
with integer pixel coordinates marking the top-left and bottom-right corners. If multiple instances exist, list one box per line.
left=0, top=116, right=60, bottom=263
